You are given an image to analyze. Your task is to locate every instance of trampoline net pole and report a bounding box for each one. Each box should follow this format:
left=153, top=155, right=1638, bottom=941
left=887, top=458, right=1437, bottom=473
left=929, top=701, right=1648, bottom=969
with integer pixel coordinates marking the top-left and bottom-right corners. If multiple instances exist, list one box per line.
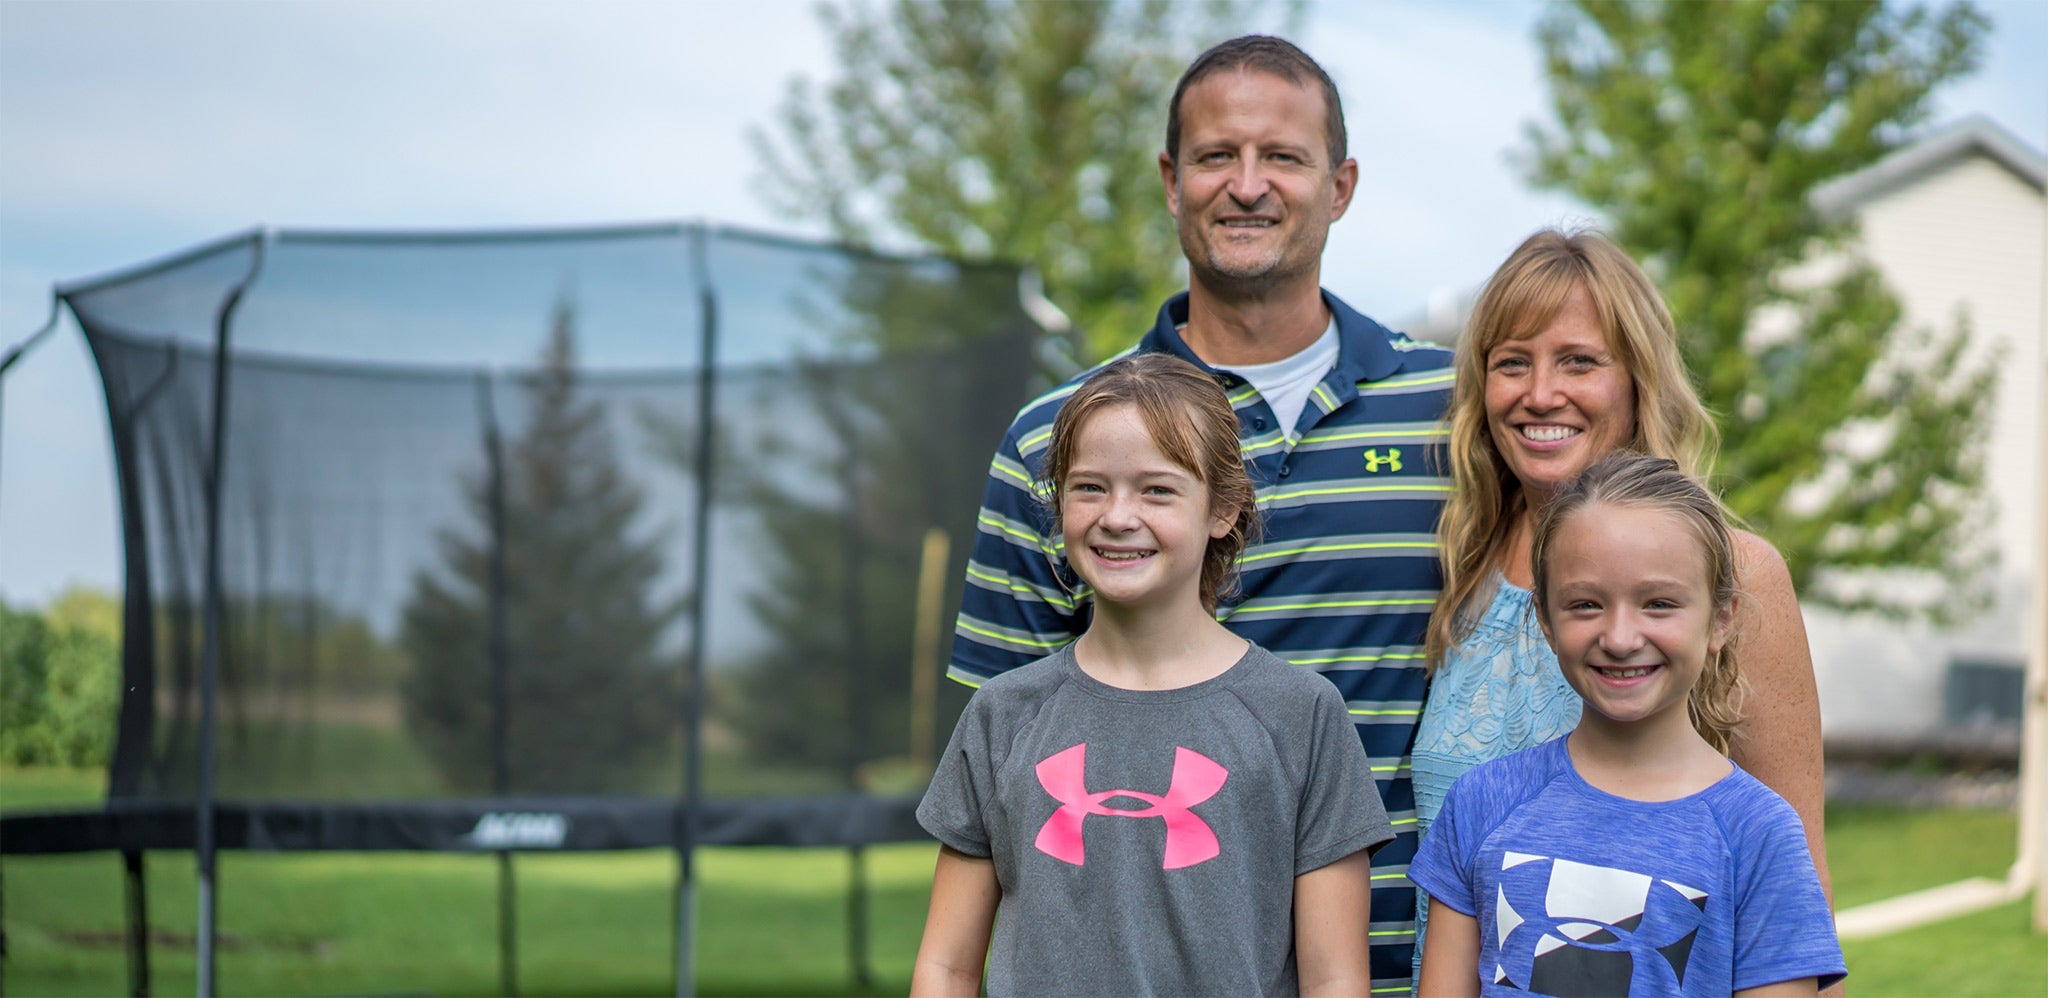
left=839, top=437, right=875, bottom=990
left=498, top=853, right=518, bottom=996
left=195, top=234, right=262, bottom=998
left=124, top=850, right=150, bottom=996
left=480, top=370, right=519, bottom=996
left=848, top=846, right=872, bottom=989
left=0, top=297, right=64, bottom=512
left=675, top=224, right=717, bottom=998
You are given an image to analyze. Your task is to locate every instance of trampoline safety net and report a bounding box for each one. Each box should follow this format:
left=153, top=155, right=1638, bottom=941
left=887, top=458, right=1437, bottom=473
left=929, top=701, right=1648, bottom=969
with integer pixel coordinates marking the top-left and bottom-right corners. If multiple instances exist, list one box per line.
left=7, top=224, right=1046, bottom=854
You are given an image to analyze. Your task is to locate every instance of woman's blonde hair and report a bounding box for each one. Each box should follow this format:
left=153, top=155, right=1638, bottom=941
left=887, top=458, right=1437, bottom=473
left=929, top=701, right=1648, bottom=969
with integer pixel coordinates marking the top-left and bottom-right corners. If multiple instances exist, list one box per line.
left=1530, top=452, right=1744, bottom=753
left=1042, top=353, right=1260, bottom=614
left=1426, top=228, right=1717, bottom=673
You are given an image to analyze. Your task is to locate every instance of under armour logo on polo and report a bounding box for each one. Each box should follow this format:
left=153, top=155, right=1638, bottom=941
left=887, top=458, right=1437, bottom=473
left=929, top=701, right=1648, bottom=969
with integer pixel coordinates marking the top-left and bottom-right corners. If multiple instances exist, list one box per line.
left=1363, top=447, right=1403, bottom=473
left=1033, top=743, right=1228, bottom=869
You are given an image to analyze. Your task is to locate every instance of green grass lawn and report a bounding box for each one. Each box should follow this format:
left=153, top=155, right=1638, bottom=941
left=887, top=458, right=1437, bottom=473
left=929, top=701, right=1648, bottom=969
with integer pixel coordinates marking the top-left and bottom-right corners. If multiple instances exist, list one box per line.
left=5, top=769, right=2044, bottom=995
left=1823, top=802, right=2046, bottom=996
left=1824, top=802, right=2021, bottom=908
left=2, top=767, right=927, bottom=995
left=5, top=847, right=933, bottom=996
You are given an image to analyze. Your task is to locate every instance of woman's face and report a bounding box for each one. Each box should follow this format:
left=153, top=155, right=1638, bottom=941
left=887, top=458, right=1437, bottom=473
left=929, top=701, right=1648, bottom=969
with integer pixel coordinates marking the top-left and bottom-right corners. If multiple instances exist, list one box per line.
left=1484, top=285, right=1637, bottom=505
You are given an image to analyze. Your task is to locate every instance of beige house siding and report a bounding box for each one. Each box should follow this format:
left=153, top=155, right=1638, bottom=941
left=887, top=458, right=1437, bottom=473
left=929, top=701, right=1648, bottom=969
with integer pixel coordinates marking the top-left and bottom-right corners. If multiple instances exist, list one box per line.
left=1804, top=129, right=2047, bottom=738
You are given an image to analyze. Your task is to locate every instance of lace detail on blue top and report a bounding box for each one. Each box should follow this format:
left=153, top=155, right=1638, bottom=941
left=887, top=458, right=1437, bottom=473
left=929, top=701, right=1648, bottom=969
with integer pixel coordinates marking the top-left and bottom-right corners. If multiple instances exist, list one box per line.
left=1408, top=576, right=1582, bottom=984
left=1411, top=577, right=1581, bottom=833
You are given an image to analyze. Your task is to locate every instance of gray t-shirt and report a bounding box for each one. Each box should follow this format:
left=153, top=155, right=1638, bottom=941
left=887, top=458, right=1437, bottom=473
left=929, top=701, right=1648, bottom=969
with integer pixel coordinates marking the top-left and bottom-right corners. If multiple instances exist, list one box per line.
left=918, top=643, right=1393, bottom=996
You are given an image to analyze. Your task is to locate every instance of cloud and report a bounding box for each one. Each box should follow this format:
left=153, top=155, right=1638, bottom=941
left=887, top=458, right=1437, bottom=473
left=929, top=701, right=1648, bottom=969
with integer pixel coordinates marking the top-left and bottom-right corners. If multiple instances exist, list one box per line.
left=1, top=0, right=834, bottom=234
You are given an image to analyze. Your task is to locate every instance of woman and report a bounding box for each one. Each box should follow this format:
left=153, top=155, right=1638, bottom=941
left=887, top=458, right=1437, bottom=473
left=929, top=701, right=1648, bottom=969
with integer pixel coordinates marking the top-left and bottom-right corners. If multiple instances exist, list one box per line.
left=1409, top=228, right=1830, bottom=977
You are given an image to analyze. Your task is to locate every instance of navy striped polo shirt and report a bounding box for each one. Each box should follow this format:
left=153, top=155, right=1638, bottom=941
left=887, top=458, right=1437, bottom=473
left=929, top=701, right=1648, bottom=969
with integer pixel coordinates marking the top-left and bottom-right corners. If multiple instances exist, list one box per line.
left=949, top=289, right=1455, bottom=993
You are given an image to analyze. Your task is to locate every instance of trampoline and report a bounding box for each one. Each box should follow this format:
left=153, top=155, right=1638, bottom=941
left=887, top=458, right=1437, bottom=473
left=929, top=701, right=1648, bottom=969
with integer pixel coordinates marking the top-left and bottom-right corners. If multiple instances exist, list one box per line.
left=0, top=222, right=1055, bottom=994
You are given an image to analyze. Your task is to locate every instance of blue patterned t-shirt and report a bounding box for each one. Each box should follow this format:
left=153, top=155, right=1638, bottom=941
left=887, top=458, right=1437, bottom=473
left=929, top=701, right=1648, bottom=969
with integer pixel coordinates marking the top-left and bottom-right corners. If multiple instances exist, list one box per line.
left=1408, top=736, right=1845, bottom=995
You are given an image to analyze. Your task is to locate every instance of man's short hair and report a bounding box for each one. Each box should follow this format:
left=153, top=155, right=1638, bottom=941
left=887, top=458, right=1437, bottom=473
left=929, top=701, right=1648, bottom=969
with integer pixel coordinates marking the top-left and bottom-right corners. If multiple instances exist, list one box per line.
left=1166, top=35, right=1347, bottom=167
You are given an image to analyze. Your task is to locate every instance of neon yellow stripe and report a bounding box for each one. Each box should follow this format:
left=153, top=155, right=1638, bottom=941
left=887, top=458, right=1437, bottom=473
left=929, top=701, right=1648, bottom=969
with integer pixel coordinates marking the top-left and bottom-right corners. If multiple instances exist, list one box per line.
left=962, top=561, right=1073, bottom=594
left=1266, top=483, right=1451, bottom=502
left=1019, top=426, right=1053, bottom=451
left=1364, top=371, right=1455, bottom=390
left=1346, top=707, right=1422, bottom=718
left=1235, top=597, right=1435, bottom=614
left=992, top=462, right=1032, bottom=488
left=1239, top=540, right=1437, bottom=565
left=977, top=513, right=1043, bottom=546
left=956, top=620, right=1069, bottom=650
left=1227, top=385, right=1258, bottom=404
left=1370, top=872, right=1408, bottom=882
left=1373, top=985, right=1415, bottom=994
left=1295, top=651, right=1426, bottom=665
left=949, top=675, right=983, bottom=689
left=964, top=566, right=1076, bottom=610
left=1311, top=383, right=1336, bottom=408
left=1370, top=763, right=1398, bottom=774
left=1368, top=930, right=1415, bottom=939
left=1300, top=426, right=1450, bottom=444
left=1389, top=815, right=1417, bottom=828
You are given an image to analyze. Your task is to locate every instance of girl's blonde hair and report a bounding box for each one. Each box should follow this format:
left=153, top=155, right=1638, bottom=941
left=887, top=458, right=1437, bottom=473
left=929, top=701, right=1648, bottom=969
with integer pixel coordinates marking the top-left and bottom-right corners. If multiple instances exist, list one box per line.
left=1042, top=353, right=1259, bottom=614
left=1427, top=228, right=1718, bottom=673
left=1530, top=452, right=1745, bottom=753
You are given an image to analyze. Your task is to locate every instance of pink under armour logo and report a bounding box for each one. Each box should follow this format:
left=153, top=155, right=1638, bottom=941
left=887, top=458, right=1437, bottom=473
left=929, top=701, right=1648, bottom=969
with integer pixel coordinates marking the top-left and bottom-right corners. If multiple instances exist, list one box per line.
left=1033, top=742, right=1229, bottom=870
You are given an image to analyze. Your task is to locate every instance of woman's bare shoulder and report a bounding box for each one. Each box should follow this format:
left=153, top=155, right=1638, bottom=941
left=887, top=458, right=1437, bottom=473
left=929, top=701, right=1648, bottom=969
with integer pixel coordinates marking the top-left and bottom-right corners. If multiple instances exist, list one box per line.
left=1731, top=527, right=1794, bottom=595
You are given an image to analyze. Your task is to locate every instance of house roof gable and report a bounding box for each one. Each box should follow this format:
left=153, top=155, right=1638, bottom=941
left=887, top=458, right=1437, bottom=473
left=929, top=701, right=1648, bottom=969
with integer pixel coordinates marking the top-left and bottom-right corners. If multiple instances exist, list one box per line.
left=1814, top=115, right=2047, bottom=220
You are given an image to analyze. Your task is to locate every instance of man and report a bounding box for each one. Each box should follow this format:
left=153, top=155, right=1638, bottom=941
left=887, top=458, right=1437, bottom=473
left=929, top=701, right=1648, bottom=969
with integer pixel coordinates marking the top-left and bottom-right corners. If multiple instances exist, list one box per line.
left=949, top=35, right=1454, bottom=993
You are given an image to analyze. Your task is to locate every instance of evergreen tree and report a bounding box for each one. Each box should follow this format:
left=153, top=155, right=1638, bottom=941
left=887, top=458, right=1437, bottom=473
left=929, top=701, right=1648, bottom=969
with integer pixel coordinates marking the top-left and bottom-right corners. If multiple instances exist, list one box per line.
left=402, top=298, right=682, bottom=794
left=633, top=251, right=1036, bottom=784
left=753, top=0, right=1288, bottom=361
left=1524, top=0, right=1996, bottom=619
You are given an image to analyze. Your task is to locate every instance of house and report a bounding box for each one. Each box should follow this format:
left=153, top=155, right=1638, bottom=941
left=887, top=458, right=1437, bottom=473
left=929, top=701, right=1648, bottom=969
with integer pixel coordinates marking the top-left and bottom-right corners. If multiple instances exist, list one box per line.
left=1400, top=117, right=2048, bottom=740
left=1803, top=116, right=2045, bottom=740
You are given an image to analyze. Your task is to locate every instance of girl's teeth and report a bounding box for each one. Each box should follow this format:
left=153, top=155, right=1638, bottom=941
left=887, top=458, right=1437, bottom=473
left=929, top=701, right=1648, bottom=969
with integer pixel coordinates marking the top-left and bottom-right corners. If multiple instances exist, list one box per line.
left=1522, top=425, right=1578, bottom=442
left=1599, top=665, right=1655, bottom=679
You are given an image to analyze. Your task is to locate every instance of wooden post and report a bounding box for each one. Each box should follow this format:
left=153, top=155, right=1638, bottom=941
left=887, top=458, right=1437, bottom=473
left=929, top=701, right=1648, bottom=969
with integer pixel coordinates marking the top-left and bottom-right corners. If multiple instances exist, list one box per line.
left=2028, top=190, right=2048, bottom=934
left=911, top=528, right=950, bottom=768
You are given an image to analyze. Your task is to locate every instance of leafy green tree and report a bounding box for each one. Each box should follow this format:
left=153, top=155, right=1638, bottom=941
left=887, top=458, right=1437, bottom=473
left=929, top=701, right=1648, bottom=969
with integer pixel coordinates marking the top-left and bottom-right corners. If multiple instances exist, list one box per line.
left=1524, top=0, right=1995, bottom=619
left=753, top=0, right=1289, bottom=361
left=0, top=588, right=121, bottom=767
left=401, top=298, right=682, bottom=794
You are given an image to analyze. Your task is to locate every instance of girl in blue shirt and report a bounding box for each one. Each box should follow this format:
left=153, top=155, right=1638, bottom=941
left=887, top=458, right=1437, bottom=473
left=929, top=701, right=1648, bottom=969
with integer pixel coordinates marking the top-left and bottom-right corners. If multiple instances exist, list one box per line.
left=1411, top=454, right=1843, bottom=996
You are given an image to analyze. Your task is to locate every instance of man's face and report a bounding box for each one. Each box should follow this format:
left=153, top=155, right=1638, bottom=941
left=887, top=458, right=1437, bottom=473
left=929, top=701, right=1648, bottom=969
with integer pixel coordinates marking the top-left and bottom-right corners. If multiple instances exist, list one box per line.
left=1160, top=69, right=1356, bottom=297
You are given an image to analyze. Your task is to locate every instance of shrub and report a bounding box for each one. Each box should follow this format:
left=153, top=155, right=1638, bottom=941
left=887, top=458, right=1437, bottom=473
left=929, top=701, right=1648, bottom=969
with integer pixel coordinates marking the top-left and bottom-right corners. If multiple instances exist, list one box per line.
left=0, top=589, right=121, bottom=767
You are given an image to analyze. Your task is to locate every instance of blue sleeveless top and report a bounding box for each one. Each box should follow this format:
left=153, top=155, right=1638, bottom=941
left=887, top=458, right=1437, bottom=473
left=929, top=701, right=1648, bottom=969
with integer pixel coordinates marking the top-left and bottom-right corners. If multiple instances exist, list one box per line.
left=1409, top=576, right=1581, bottom=982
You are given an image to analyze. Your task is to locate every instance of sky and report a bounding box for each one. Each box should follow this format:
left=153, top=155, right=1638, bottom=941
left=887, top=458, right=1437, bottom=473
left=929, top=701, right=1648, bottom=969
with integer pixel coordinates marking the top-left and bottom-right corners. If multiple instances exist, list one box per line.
left=2, top=0, right=2044, bottom=609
